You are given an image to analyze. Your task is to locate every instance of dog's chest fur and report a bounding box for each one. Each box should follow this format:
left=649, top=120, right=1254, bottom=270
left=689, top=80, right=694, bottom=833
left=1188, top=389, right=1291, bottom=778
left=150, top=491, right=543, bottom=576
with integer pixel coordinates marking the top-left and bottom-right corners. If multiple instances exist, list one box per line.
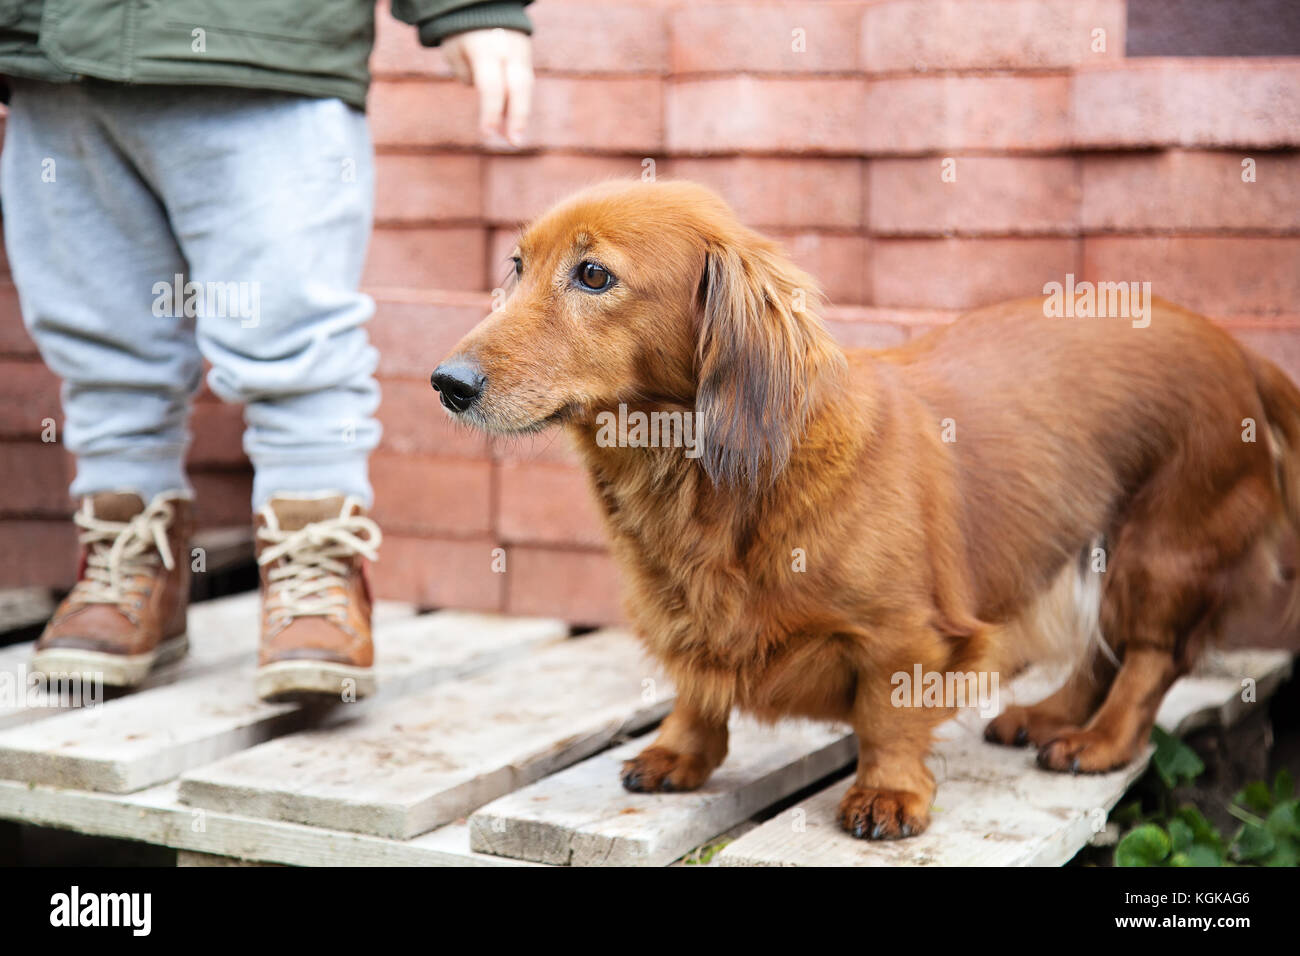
left=570, top=426, right=879, bottom=721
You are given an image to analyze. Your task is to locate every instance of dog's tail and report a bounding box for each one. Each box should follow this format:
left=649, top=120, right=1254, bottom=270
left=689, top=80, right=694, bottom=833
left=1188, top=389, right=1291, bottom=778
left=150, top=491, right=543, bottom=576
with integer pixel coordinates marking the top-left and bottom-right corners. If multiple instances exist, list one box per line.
left=1244, top=351, right=1300, bottom=642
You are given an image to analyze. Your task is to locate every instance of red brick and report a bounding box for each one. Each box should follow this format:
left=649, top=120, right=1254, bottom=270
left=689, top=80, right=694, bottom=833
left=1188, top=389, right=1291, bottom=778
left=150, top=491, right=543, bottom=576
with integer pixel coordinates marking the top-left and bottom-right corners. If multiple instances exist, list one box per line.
left=369, top=81, right=480, bottom=148
left=488, top=228, right=523, bottom=289
left=872, top=237, right=1080, bottom=309
left=496, top=461, right=606, bottom=548
left=869, top=156, right=1079, bottom=236
left=1072, top=60, right=1300, bottom=149
left=862, top=0, right=1124, bottom=72
left=374, top=75, right=664, bottom=152
left=533, top=1, right=669, bottom=74
left=1081, top=150, right=1300, bottom=233
left=372, top=4, right=452, bottom=77
left=0, top=360, right=61, bottom=439
left=370, top=452, right=492, bottom=537
left=667, top=77, right=867, bottom=154
left=665, top=157, right=866, bottom=229
left=0, top=281, right=36, bottom=358
left=188, top=470, right=254, bottom=529
left=371, top=534, right=505, bottom=611
left=770, top=231, right=870, bottom=305
left=187, top=402, right=248, bottom=469
left=671, top=2, right=863, bottom=74
left=0, top=441, right=73, bottom=517
left=505, top=546, right=624, bottom=625
left=485, top=154, right=646, bottom=225
left=363, top=227, right=487, bottom=290
left=369, top=296, right=490, bottom=380
left=1229, top=326, right=1300, bottom=396
left=1082, top=237, right=1300, bottom=318
left=863, top=75, right=1071, bottom=154
left=529, top=76, right=664, bottom=152
left=376, top=377, right=490, bottom=459
left=374, top=153, right=483, bottom=224
left=0, top=520, right=77, bottom=588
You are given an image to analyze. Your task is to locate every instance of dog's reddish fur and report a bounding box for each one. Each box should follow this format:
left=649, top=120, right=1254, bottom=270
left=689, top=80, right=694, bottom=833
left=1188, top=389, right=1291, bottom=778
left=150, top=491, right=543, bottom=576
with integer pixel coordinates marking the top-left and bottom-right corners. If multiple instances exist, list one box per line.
left=436, top=180, right=1300, bottom=839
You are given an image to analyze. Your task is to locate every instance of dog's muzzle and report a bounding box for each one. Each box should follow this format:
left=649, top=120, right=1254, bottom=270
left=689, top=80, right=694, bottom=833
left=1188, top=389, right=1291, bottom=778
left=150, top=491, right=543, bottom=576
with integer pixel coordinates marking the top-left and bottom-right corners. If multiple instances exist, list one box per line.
left=431, top=361, right=486, bottom=413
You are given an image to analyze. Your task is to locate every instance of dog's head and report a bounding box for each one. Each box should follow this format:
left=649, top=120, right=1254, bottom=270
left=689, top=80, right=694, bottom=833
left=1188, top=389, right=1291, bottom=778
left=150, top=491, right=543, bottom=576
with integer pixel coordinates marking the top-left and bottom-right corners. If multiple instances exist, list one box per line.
left=433, top=180, right=844, bottom=490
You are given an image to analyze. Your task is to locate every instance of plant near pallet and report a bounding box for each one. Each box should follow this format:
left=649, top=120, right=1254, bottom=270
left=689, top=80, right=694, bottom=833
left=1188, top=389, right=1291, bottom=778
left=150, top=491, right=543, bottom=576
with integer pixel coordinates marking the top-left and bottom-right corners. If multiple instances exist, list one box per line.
left=1112, top=727, right=1299, bottom=866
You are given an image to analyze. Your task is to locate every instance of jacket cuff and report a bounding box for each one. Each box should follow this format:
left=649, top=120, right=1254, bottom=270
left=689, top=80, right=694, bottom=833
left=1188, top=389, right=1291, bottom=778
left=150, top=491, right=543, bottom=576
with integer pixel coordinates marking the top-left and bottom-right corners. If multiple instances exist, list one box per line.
left=418, top=1, right=534, bottom=47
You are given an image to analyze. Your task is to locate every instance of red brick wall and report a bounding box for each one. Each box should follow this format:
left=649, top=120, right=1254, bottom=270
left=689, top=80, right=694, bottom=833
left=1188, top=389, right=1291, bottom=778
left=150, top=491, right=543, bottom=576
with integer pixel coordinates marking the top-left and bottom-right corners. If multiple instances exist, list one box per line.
left=2, top=0, right=1299, bottom=624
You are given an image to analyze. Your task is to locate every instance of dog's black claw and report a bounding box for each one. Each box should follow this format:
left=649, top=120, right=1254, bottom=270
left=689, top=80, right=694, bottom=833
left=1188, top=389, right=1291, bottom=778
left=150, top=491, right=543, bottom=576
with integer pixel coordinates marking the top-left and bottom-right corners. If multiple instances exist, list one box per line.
left=1070, top=757, right=1081, bottom=775
left=1013, top=727, right=1029, bottom=747
left=621, top=771, right=643, bottom=791
left=900, top=823, right=914, bottom=838
left=870, top=823, right=886, bottom=840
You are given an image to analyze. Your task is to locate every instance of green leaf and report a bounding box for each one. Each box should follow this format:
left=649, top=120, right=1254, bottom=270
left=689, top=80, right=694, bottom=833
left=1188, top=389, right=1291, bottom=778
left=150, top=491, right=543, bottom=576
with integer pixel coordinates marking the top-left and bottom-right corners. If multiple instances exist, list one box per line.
left=1274, top=768, right=1295, bottom=802
left=1167, top=817, right=1194, bottom=853
left=1265, top=800, right=1300, bottom=840
left=1232, top=823, right=1277, bottom=862
left=1182, top=843, right=1226, bottom=867
left=1151, top=727, right=1205, bottom=789
left=1262, top=840, right=1299, bottom=867
left=1116, top=823, right=1173, bottom=867
left=1172, top=806, right=1222, bottom=850
left=1236, top=780, right=1274, bottom=814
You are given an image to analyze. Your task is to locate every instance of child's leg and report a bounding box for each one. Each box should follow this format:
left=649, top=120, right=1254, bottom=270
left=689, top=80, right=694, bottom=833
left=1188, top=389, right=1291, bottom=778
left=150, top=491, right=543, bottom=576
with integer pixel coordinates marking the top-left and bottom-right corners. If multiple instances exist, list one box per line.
left=103, top=87, right=380, bottom=510
left=2, top=80, right=201, bottom=501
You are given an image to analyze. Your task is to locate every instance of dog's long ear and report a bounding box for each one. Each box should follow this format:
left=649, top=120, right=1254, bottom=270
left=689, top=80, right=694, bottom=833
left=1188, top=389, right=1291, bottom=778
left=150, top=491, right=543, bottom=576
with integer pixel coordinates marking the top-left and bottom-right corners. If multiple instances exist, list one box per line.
left=696, top=234, right=844, bottom=492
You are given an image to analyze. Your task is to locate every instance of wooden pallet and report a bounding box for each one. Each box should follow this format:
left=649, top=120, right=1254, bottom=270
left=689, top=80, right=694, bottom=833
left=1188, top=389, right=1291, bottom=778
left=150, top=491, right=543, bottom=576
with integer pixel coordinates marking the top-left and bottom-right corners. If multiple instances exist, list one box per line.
left=0, top=592, right=1290, bottom=866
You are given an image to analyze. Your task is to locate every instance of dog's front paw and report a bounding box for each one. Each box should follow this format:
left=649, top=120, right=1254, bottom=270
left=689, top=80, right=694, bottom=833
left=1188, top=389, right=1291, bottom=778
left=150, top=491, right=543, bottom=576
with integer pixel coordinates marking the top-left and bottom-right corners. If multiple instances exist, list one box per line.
left=1036, top=729, right=1136, bottom=774
left=621, top=746, right=713, bottom=793
left=838, top=785, right=931, bottom=840
left=984, top=705, right=1076, bottom=748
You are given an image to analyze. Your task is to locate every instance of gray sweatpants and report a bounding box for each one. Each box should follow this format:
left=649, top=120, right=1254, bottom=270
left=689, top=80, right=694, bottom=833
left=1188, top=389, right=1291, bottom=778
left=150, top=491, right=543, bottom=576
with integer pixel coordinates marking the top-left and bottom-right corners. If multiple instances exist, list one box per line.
left=2, top=79, right=381, bottom=508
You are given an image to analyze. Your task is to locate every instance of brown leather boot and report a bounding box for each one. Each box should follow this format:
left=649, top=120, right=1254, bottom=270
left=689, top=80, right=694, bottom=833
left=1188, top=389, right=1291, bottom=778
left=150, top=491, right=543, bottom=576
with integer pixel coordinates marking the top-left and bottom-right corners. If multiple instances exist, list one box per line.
left=33, top=491, right=194, bottom=687
left=254, top=493, right=380, bottom=702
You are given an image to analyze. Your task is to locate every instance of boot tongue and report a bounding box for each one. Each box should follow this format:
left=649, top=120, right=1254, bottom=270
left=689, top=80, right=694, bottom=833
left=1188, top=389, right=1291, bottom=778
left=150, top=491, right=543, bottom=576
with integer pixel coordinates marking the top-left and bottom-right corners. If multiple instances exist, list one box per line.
left=268, top=495, right=349, bottom=531
left=88, top=492, right=146, bottom=523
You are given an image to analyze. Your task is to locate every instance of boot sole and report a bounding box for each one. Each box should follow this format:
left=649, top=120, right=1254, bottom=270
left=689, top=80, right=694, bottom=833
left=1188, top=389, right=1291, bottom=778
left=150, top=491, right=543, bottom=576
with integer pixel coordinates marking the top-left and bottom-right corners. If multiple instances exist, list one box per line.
left=255, top=660, right=376, bottom=703
left=31, top=633, right=189, bottom=688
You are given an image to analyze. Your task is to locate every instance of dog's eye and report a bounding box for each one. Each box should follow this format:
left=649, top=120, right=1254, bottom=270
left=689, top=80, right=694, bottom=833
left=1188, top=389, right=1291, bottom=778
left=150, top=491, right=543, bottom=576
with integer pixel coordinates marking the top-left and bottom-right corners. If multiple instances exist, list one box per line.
left=511, top=256, right=523, bottom=279
left=577, top=261, right=613, bottom=292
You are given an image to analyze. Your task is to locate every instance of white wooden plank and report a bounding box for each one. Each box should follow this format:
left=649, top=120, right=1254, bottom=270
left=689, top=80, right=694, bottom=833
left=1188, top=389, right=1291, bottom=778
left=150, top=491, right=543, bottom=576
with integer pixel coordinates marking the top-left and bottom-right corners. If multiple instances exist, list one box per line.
left=469, top=718, right=855, bottom=866
left=0, top=591, right=418, bottom=729
left=0, top=609, right=564, bottom=792
left=0, top=591, right=264, bottom=729
left=0, top=779, right=539, bottom=867
left=716, top=649, right=1292, bottom=867
left=178, top=630, right=675, bottom=839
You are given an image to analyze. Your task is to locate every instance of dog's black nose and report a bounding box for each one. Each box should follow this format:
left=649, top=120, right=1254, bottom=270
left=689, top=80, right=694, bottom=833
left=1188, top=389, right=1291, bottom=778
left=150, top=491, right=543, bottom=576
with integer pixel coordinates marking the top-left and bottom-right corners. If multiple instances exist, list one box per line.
left=431, top=362, right=485, bottom=413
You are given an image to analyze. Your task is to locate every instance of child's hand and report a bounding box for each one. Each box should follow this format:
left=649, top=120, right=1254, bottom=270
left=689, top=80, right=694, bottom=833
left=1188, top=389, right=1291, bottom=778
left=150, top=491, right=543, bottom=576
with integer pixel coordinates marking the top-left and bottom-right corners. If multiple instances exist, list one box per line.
left=442, top=28, right=534, bottom=147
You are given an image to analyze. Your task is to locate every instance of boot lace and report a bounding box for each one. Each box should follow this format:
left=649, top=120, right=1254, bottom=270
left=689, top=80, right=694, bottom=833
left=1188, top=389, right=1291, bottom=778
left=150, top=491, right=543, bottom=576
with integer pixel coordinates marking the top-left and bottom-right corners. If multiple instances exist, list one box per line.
left=73, top=499, right=176, bottom=606
left=257, top=514, right=381, bottom=626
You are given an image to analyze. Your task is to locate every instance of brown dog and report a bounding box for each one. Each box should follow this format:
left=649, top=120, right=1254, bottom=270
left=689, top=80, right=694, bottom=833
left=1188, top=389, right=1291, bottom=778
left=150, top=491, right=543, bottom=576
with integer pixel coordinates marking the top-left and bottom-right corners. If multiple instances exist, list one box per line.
left=433, top=180, right=1300, bottom=840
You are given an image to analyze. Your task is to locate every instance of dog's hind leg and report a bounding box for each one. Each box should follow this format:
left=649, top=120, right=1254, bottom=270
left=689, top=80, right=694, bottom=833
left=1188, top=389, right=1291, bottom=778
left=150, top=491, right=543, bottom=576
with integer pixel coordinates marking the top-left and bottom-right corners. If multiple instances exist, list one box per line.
left=985, top=644, right=1116, bottom=748
left=1035, top=644, right=1180, bottom=772
left=621, top=701, right=729, bottom=793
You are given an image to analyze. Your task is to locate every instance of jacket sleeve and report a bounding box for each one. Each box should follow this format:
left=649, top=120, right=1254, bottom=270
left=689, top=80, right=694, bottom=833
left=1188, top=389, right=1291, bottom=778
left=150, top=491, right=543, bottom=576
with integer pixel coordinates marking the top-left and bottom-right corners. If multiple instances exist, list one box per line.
left=391, top=0, right=535, bottom=47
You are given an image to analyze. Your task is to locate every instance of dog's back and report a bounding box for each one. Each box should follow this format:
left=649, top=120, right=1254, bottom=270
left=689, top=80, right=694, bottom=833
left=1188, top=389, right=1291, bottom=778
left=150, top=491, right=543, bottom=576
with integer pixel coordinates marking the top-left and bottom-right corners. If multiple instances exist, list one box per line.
left=873, top=296, right=1300, bottom=681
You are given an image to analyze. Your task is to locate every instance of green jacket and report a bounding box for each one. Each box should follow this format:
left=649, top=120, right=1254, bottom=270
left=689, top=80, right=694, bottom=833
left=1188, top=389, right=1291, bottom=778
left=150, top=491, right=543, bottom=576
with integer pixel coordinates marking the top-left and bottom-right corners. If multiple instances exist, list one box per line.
left=0, top=0, right=533, bottom=109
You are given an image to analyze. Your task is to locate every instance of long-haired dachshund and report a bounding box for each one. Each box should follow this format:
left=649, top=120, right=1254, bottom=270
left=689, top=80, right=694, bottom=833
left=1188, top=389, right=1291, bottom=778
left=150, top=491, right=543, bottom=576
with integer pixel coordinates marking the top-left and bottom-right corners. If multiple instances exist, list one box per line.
left=433, top=180, right=1300, bottom=840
